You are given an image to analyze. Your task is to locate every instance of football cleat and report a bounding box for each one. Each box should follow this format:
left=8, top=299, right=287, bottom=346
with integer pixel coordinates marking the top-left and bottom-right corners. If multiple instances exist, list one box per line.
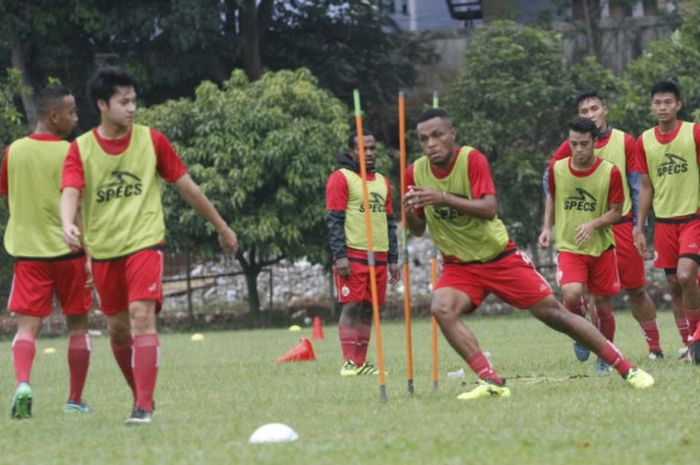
left=573, top=341, right=591, bottom=362
left=457, top=380, right=511, bottom=400
left=63, top=401, right=92, bottom=414
left=125, top=408, right=152, bottom=425
left=648, top=350, right=664, bottom=361
left=11, top=383, right=33, bottom=419
left=624, top=368, right=654, bottom=389
left=340, top=360, right=359, bottom=377
left=595, top=358, right=612, bottom=374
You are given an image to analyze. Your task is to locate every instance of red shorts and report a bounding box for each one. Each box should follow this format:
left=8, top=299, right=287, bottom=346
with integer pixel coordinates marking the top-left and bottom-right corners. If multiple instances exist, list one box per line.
left=334, top=260, right=387, bottom=305
left=435, top=249, right=552, bottom=311
left=8, top=255, right=93, bottom=317
left=557, top=248, right=620, bottom=296
left=653, top=218, right=700, bottom=269
left=613, top=221, right=646, bottom=289
left=92, top=248, right=164, bottom=315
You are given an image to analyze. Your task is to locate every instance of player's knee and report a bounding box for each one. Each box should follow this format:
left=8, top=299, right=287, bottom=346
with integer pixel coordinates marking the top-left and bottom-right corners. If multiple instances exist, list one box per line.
left=625, top=286, right=645, bottom=301
left=430, top=299, right=458, bottom=322
left=676, top=269, right=698, bottom=289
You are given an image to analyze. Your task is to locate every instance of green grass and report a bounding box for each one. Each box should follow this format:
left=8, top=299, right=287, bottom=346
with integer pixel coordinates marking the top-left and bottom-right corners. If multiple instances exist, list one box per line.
left=0, top=312, right=698, bottom=465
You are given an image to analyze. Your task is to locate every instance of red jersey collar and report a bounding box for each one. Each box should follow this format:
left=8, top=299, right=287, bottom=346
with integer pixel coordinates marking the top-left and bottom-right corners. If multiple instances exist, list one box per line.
left=654, top=120, right=682, bottom=142
left=29, top=133, right=63, bottom=142
left=568, top=156, right=603, bottom=178
left=429, top=147, right=461, bottom=179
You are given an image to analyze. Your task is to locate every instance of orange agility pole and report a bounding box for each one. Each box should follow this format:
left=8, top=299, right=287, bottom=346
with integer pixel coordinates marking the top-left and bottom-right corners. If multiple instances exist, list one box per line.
left=353, top=89, right=388, bottom=403
left=398, top=92, right=415, bottom=395
left=431, top=90, right=439, bottom=390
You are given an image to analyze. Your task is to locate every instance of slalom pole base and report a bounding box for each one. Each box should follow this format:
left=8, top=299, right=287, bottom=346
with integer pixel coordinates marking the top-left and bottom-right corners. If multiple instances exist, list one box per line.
left=432, top=381, right=438, bottom=391
left=407, top=379, right=414, bottom=395
left=380, top=384, right=388, bottom=403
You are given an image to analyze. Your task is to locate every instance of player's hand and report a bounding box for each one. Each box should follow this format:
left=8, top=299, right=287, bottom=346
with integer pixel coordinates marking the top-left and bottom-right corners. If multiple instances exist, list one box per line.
left=575, top=222, right=595, bottom=245
left=84, top=256, right=94, bottom=289
left=335, top=257, right=351, bottom=278
left=63, top=223, right=82, bottom=251
left=633, top=226, right=647, bottom=257
left=403, top=186, right=443, bottom=210
left=388, top=263, right=401, bottom=285
left=538, top=229, right=551, bottom=248
left=217, top=226, right=238, bottom=254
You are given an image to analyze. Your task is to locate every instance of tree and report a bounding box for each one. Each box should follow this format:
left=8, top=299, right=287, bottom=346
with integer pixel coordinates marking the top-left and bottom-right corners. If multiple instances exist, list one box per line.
left=138, top=68, right=348, bottom=316
left=445, top=21, right=572, bottom=258
left=612, top=0, right=700, bottom=135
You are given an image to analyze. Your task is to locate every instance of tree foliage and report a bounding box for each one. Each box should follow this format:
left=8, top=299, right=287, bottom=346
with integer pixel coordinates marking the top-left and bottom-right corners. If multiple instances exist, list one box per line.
left=138, top=68, right=348, bottom=315
left=445, top=21, right=571, bottom=253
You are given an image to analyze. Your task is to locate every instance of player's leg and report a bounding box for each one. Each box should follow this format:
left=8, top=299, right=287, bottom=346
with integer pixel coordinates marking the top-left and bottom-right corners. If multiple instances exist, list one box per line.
left=338, top=301, right=365, bottom=375
left=128, top=299, right=158, bottom=423
left=354, top=264, right=387, bottom=373
left=64, top=314, right=91, bottom=412
left=430, top=277, right=509, bottom=400
left=591, top=295, right=615, bottom=373
left=55, top=255, right=94, bottom=412
left=529, top=297, right=652, bottom=387
left=11, top=315, right=42, bottom=419
left=8, top=260, right=54, bottom=418
left=558, top=252, right=591, bottom=361
left=667, top=272, right=690, bottom=349
left=124, top=249, right=163, bottom=424
left=626, top=286, right=663, bottom=358
left=678, top=256, right=700, bottom=363
left=614, top=221, right=662, bottom=356
left=92, top=258, right=136, bottom=398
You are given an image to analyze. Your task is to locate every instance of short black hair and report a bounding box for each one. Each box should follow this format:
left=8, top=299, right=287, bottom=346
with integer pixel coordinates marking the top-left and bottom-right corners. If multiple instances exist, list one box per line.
left=569, top=116, right=598, bottom=138
left=650, top=80, right=681, bottom=100
left=36, top=86, right=72, bottom=119
left=347, top=130, right=375, bottom=148
left=416, top=107, right=452, bottom=126
left=87, top=66, right=139, bottom=113
left=575, top=90, right=606, bottom=108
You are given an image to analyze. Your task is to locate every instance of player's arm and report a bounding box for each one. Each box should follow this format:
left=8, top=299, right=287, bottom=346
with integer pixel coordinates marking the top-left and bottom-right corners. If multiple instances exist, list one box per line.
left=325, top=171, right=351, bottom=277
left=402, top=165, right=427, bottom=236
left=539, top=193, right=554, bottom=248
left=575, top=166, right=623, bottom=245
left=632, top=138, right=652, bottom=255
left=173, top=174, right=238, bottom=254
left=385, top=179, right=400, bottom=285
left=60, top=187, right=82, bottom=251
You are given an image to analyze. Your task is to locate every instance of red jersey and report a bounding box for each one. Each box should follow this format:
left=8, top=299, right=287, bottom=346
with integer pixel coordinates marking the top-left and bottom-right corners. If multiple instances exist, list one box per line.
left=548, top=157, right=624, bottom=205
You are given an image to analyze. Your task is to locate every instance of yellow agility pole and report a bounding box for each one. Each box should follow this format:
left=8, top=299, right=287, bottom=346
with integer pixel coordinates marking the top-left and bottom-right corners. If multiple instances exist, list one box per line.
left=431, top=90, right=439, bottom=390
left=398, top=92, right=414, bottom=395
left=353, top=89, right=388, bottom=403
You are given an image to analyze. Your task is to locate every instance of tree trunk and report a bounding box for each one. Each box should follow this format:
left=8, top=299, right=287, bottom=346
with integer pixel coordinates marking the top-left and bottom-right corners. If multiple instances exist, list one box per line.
left=244, top=267, right=261, bottom=317
left=8, top=23, right=37, bottom=128
left=239, top=0, right=262, bottom=81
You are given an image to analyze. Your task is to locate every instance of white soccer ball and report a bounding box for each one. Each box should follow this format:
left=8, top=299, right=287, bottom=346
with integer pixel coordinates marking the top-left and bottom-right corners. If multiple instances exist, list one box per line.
left=249, top=423, right=299, bottom=444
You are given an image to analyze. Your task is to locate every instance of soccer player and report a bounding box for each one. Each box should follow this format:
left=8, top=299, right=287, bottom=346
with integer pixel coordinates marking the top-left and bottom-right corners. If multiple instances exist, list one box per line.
left=404, top=108, right=654, bottom=399
left=540, top=117, right=624, bottom=373
left=326, top=131, right=399, bottom=376
left=1, top=86, right=93, bottom=419
left=634, top=80, right=700, bottom=363
left=544, top=91, right=665, bottom=360
left=60, top=67, right=238, bottom=424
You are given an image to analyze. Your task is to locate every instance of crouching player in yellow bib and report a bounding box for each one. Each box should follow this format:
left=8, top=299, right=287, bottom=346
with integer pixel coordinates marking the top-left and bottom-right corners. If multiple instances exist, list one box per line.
left=540, top=117, right=625, bottom=373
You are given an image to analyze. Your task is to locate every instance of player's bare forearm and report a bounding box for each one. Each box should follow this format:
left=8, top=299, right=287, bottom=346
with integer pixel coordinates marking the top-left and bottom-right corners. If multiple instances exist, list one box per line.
left=406, top=210, right=426, bottom=237
left=174, top=174, right=239, bottom=253
left=174, top=174, right=228, bottom=231
left=443, top=193, right=497, bottom=220
left=591, top=202, right=623, bottom=230
left=635, top=174, right=653, bottom=232
left=542, top=194, right=554, bottom=230
left=60, top=187, right=82, bottom=250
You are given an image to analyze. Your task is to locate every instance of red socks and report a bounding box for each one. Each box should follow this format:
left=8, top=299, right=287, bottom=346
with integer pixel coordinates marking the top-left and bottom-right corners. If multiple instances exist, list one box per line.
left=685, top=308, right=700, bottom=344
left=355, top=324, right=371, bottom=366
left=595, top=302, right=616, bottom=342
left=110, top=337, right=136, bottom=398
left=339, top=326, right=355, bottom=362
left=675, top=316, right=690, bottom=346
left=12, top=332, right=36, bottom=386
left=466, top=352, right=503, bottom=385
left=132, top=334, right=159, bottom=413
left=638, top=320, right=661, bottom=353
left=597, top=341, right=634, bottom=376
left=67, top=334, right=91, bottom=403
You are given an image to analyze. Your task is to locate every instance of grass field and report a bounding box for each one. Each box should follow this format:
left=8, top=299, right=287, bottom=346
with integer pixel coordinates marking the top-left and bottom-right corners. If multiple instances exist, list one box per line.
left=0, top=311, right=697, bottom=465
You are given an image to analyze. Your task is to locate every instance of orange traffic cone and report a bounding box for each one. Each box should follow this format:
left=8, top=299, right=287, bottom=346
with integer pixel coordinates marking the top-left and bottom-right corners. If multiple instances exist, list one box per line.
left=276, top=337, right=316, bottom=363
left=311, top=316, right=325, bottom=340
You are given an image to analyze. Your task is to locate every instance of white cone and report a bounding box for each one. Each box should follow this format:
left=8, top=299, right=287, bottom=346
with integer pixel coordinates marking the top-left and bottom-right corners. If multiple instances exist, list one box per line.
left=249, top=423, right=299, bottom=444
